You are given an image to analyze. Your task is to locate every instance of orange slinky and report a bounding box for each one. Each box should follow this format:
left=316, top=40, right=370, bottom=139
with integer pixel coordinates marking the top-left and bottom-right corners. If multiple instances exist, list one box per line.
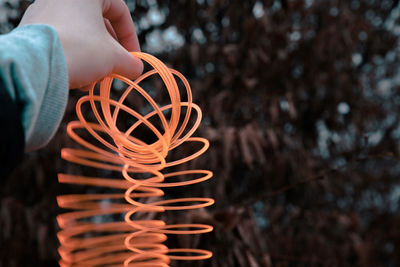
left=57, top=52, right=214, bottom=267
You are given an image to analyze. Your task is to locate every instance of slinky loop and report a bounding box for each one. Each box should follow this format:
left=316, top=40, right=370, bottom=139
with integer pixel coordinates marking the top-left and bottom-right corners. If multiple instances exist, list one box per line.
left=57, top=52, right=214, bottom=267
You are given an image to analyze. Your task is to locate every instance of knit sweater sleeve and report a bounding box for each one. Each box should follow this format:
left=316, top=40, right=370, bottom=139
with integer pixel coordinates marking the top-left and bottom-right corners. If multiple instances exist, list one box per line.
left=0, top=24, right=68, bottom=153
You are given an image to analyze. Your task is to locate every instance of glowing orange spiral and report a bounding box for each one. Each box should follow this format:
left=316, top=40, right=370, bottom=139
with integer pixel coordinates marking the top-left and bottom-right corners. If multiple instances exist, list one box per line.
left=56, top=52, right=214, bottom=266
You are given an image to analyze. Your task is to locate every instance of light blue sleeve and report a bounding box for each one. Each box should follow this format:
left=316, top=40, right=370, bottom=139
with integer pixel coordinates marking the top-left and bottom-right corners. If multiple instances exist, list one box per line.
left=0, top=24, right=69, bottom=152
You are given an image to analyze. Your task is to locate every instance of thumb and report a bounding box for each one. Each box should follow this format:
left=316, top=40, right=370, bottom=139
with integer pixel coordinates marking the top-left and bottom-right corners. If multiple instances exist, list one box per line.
left=112, top=47, right=144, bottom=80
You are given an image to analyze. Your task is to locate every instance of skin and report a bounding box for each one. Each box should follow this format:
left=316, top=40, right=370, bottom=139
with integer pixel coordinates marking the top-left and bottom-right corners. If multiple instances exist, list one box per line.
left=19, top=0, right=144, bottom=89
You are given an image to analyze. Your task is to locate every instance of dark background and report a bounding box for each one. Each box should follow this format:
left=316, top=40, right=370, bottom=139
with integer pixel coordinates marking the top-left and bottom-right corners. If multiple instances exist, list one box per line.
left=1, top=0, right=400, bottom=266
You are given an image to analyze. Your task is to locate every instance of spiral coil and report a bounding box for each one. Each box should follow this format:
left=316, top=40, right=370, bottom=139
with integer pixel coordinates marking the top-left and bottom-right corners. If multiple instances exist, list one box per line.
left=57, top=52, right=214, bottom=266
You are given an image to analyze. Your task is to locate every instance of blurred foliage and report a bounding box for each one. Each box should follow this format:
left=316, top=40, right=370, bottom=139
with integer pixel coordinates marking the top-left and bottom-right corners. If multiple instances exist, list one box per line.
left=2, top=0, right=400, bottom=266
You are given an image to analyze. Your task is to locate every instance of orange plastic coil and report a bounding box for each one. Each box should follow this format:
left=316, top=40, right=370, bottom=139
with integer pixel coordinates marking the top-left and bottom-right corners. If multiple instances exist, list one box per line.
left=57, top=52, right=214, bottom=267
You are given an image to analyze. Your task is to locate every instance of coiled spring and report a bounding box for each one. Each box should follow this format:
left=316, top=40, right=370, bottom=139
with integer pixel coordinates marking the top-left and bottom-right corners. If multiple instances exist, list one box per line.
left=56, top=52, right=214, bottom=266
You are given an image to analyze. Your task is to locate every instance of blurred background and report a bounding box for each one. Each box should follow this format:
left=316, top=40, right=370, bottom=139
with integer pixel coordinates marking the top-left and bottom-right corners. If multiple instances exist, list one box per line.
left=1, top=0, right=400, bottom=266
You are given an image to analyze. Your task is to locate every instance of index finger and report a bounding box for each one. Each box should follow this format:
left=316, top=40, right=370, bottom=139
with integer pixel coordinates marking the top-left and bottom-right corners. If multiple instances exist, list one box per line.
left=102, top=0, right=140, bottom=52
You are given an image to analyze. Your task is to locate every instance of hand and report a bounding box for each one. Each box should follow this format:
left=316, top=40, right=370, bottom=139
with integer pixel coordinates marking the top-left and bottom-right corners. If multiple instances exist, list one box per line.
left=19, top=0, right=143, bottom=89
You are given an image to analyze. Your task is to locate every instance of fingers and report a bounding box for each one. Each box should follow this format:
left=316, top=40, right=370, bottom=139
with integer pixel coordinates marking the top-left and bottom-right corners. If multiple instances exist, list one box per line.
left=102, top=0, right=143, bottom=79
left=104, top=18, right=118, bottom=41
left=102, top=0, right=140, bottom=52
left=112, top=48, right=144, bottom=80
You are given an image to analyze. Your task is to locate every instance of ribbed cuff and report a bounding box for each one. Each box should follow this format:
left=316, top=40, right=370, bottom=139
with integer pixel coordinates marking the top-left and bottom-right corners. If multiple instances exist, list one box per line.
left=13, top=24, right=69, bottom=152
left=19, top=24, right=69, bottom=151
